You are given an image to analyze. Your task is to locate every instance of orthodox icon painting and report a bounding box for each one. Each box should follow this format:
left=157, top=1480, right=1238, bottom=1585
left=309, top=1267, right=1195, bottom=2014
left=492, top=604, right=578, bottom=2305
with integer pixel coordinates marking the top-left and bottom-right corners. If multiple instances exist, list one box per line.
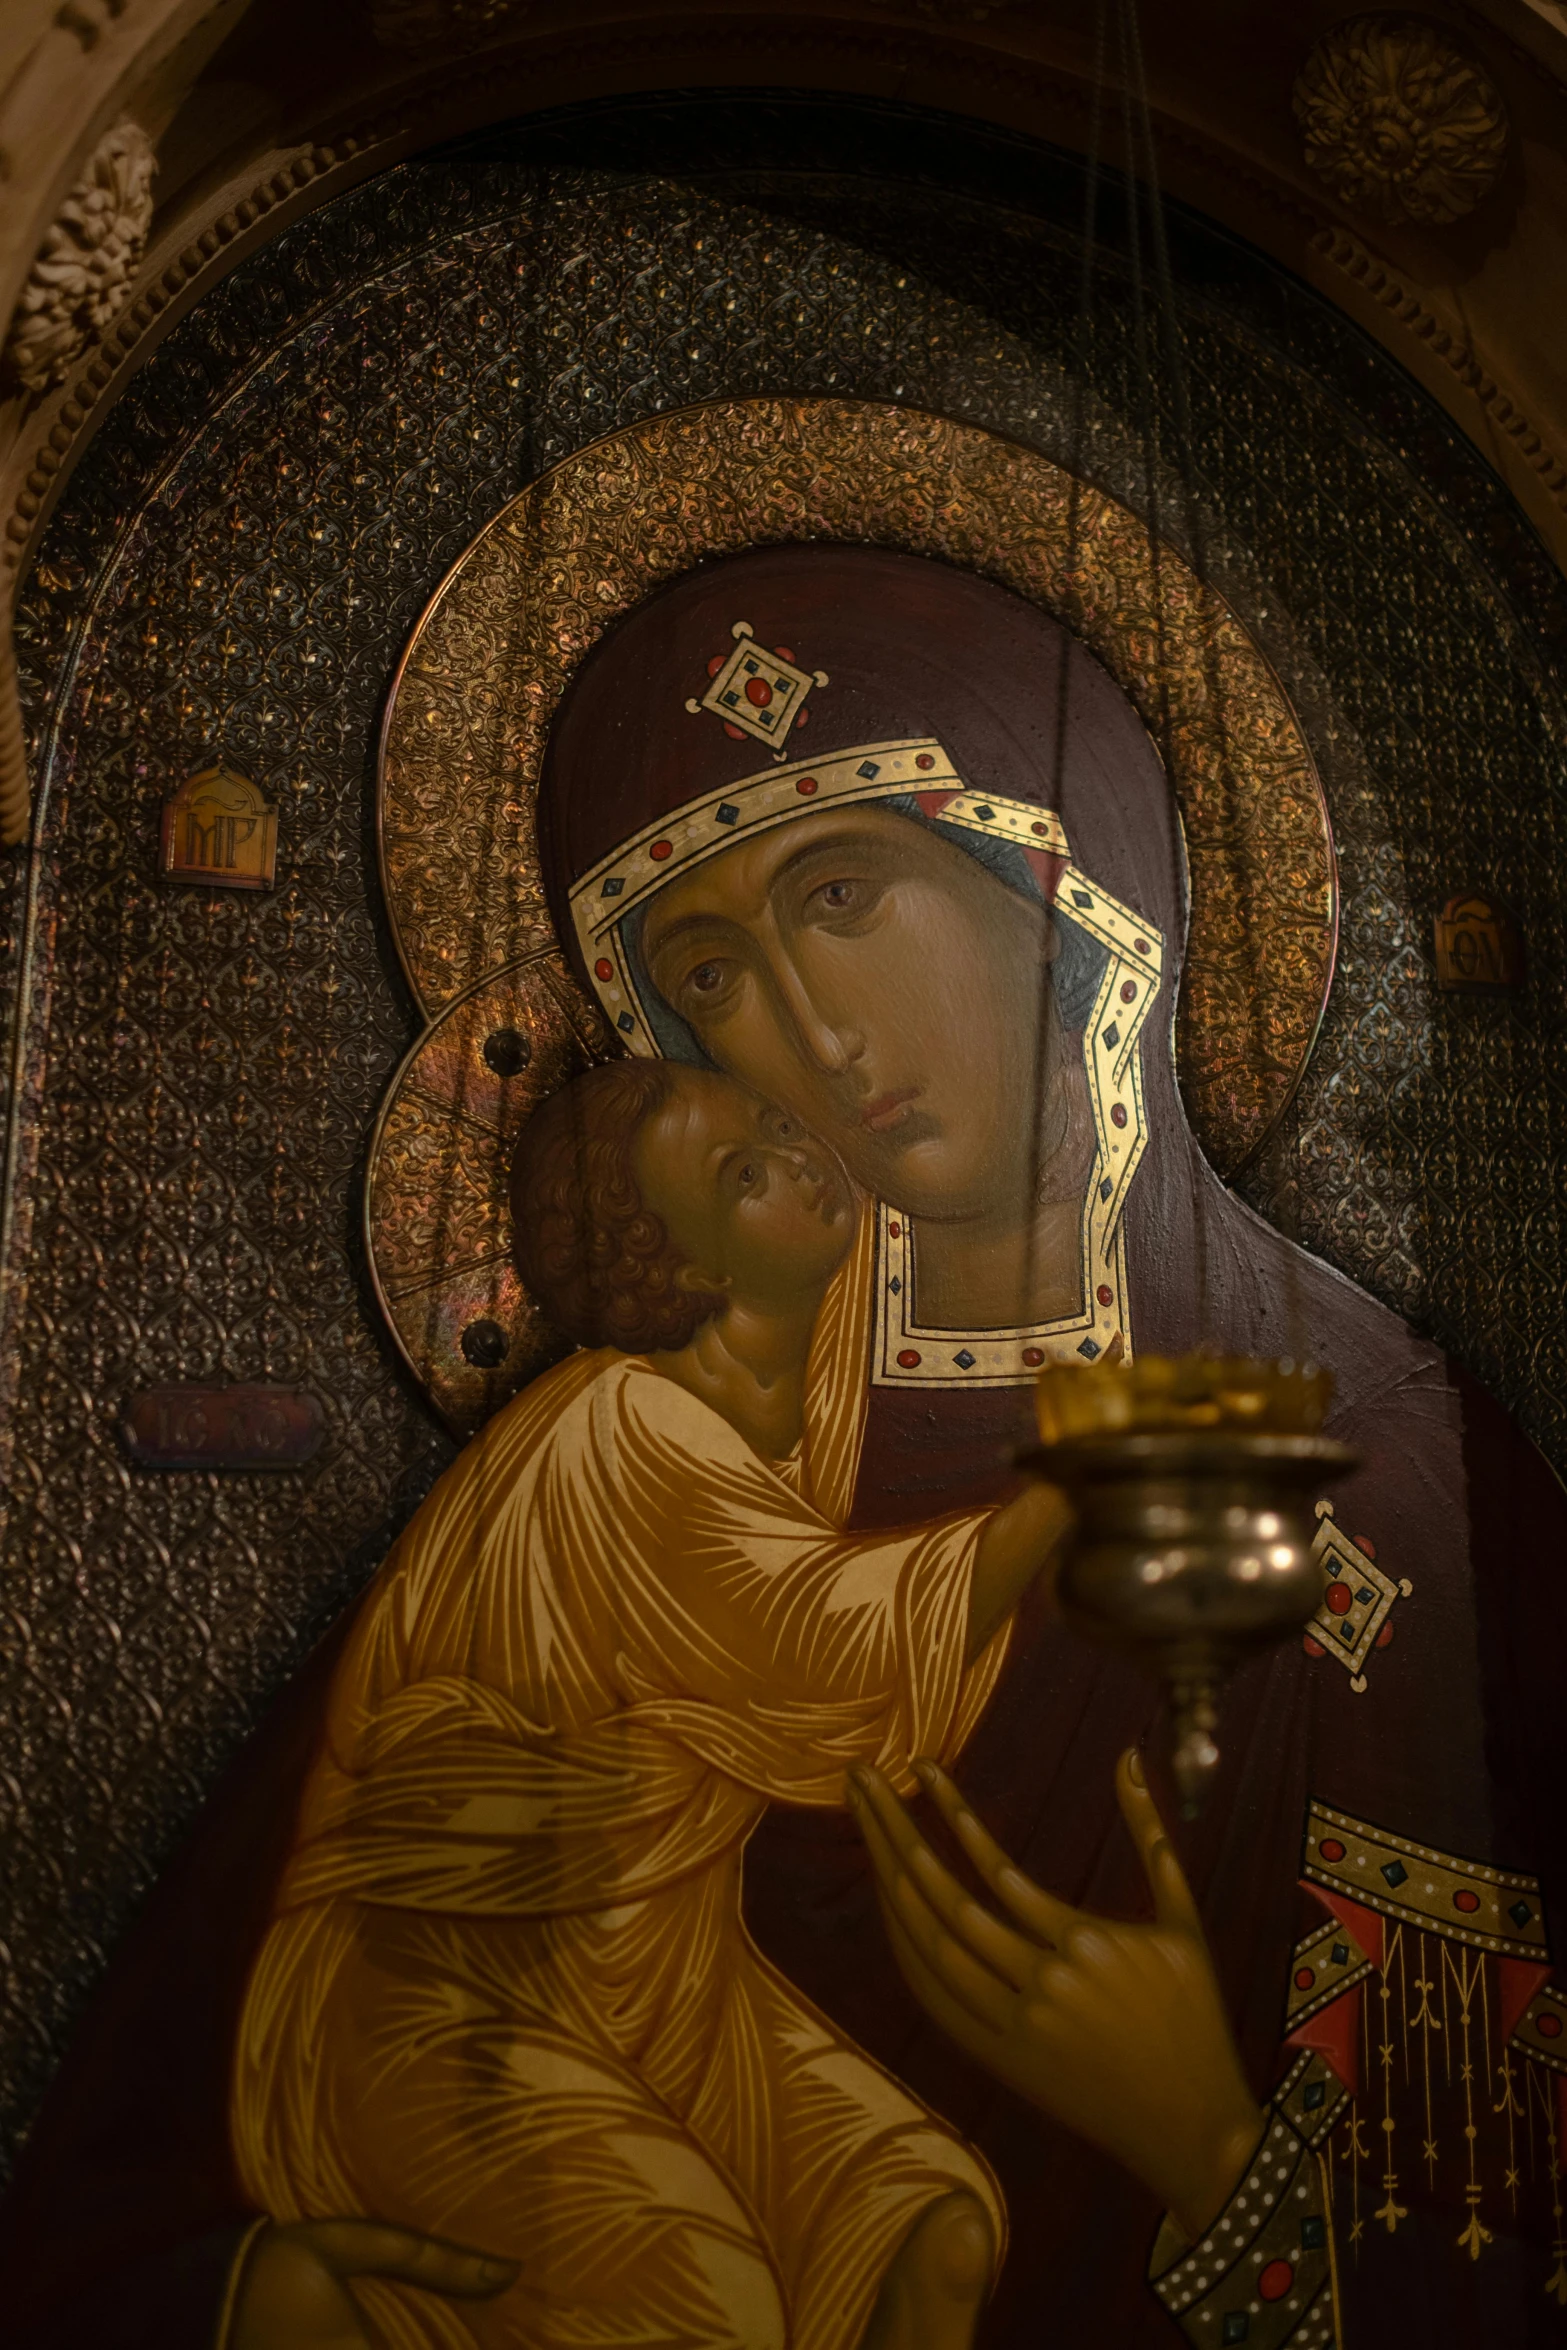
left=6, top=401, right=1567, bottom=2350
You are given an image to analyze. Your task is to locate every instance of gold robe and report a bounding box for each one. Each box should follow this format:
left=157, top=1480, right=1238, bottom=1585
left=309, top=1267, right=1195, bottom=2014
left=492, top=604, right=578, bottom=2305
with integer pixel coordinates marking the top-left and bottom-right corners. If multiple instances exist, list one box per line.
left=231, top=1339, right=1009, bottom=2350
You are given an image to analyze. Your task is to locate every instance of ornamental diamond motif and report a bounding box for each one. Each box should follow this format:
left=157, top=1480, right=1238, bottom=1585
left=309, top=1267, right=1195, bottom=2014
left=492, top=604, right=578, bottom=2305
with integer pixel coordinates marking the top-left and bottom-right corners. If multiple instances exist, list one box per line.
left=688, top=623, right=825, bottom=755
left=1304, top=1499, right=1412, bottom=1691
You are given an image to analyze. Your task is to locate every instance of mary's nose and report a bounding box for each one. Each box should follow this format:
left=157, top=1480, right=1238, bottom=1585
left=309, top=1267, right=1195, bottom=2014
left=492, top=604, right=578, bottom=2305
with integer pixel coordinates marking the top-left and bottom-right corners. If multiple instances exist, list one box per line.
left=770, top=958, right=862, bottom=1075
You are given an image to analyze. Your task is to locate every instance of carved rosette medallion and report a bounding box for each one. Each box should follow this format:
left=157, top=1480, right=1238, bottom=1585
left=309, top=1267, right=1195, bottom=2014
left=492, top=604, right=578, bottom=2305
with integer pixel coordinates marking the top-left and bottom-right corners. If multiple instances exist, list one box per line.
left=1293, top=14, right=1509, bottom=226
left=2, top=120, right=157, bottom=396
left=369, top=398, right=1335, bottom=1425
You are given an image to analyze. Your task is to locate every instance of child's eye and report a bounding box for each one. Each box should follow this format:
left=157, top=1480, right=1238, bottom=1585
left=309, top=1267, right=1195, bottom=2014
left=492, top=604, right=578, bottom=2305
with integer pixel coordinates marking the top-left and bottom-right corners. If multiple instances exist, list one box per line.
left=737, top=1162, right=758, bottom=1187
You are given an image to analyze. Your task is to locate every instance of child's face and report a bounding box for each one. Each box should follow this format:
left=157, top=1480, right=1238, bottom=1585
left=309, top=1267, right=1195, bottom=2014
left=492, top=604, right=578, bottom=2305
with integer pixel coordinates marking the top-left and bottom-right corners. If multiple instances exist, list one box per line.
left=633, top=1069, right=853, bottom=1314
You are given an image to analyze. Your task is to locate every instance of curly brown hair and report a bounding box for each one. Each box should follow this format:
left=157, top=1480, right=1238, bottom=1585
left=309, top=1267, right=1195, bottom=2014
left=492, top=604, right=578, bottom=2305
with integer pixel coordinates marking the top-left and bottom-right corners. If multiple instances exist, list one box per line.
left=510, top=1059, right=724, bottom=1355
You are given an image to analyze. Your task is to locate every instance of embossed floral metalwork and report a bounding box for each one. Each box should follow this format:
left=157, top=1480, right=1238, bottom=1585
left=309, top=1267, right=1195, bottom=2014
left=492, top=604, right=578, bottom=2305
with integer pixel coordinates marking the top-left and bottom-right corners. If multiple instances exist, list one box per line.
left=1293, top=14, right=1510, bottom=227
left=366, top=955, right=612, bottom=1434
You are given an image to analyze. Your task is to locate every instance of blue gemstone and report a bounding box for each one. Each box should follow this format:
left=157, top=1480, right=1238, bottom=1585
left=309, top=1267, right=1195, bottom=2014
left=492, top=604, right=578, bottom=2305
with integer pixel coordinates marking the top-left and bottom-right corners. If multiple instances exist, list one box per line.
left=1071, top=889, right=1093, bottom=909
left=858, top=760, right=880, bottom=778
left=1099, top=1177, right=1113, bottom=1201
left=601, top=877, right=624, bottom=898
left=1078, top=1338, right=1100, bottom=1360
left=1103, top=1023, right=1120, bottom=1048
left=1340, top=1623, right=1356, bottom=1644
left=1301, top=2215, right=1327, bottom=2250
left=1381, top=1859, right=1408, bottom=1889
left=742, top=657, right=760, bottom=673
left=1222, top=2316, right=1249, bottom=2347
left=715, top=802, right=740, bottom=825
left=722, top=690, right=740, bottom=707
left=1510, top=1899, right=1534, bottom=1928
left=953, top=1350, right=976, bottom=1370
left=1303, top=2079, right=1325, bottom=2110
left=617, top=1012, right=635, bottom=1033
left=1331, top=1942, right=1350, bottom=1967
left=973, top=804, right=995, bottom=821
left=1356, top=1586, right=1375, bottom=1604
left=889, top=1277, right=902, bottom=1295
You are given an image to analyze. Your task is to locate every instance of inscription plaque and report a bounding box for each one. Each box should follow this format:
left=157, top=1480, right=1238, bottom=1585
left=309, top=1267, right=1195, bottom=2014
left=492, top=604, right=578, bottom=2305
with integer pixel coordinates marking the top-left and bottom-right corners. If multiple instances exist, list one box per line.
left=117, top=1384, right=324, bottom=1470
left=160, top=763, right=278, bottom=890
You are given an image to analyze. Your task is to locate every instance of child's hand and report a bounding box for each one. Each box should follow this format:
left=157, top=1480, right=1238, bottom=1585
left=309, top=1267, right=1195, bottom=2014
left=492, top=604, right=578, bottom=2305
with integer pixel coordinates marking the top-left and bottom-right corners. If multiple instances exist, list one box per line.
left=849, top=1749, right=1262, bottom=2242
left=232, top=2219, right=516, bottom=2350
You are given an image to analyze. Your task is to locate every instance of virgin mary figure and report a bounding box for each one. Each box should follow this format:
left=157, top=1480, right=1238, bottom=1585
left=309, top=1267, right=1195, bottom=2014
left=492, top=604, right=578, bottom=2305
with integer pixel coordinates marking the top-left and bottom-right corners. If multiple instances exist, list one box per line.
left=530, top=543, right=1567, bottom=2346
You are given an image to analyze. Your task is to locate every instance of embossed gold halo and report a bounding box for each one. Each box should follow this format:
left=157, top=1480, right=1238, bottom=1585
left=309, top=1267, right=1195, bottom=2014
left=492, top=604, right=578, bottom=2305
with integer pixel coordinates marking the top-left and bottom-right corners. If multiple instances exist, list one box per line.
left=370, top=397, right=1335, bottom=1434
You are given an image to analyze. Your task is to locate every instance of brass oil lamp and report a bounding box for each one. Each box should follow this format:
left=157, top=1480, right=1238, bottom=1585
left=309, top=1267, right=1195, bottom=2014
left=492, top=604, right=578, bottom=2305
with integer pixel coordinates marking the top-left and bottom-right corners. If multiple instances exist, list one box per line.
left=1020, top=1356, right=1356, bottom=1809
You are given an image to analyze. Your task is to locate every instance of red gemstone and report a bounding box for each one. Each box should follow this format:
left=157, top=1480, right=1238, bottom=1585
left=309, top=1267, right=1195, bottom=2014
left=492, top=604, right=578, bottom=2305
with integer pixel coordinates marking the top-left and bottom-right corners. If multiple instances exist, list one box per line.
left=724, top=722, right=745, bottom=740
left=1453, top=1889, right=1480, bottom=1913
left=1120, top=980, right=1137, bottom=1003
left=1294, top=1966, right=1316, bottom=1991
left=707, top=653, right=726, bottom=676
left=1096, top=1285, right=1114, bottom=1307
left=1134, top=938, right=1150, bottom=955
left=796, top=776, right=819, bottom=795
left=1110, top=1104, right=1128, bottom=1129
left=745, top=676, right=773, bottom=708
left=794, top=707, right=809, bottom=728
left=1032, top=820, right=1050, bottom=834
left=917, top=753, right=936, bottom=771
left=1376, top=1622, right=1394, bottom=1648
left=897, top=1349, right=921, bottom=1369
left=1319, top=1837, right=1346, bottom=1863
left=1023, top=1347, right=1044, bottom=1367
left=593, top=958, right=613, bottom=981
left=649, top=840, right=673, bottom=862
left=1324, top=1581, right=1353, bottom=1615
left=888, top=1221, right=902, bottom=1239
left=774, top=645, right=795, bottom=660
left=1354, top=1534, right=1377, bottom=1560
left=1258, top=2259, right=1294, bottom=2302
left=1303, top=1634, right=1325, bottom=1658
left=1538, top=2012, right=1563, bottom=2039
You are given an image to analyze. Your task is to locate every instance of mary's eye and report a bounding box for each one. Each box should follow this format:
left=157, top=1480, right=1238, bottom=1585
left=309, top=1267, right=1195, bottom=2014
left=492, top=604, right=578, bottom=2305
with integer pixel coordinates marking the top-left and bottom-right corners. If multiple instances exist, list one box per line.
left=687, top=961, right=726, bottom=995
left=818, top=880, right=855, bottom=911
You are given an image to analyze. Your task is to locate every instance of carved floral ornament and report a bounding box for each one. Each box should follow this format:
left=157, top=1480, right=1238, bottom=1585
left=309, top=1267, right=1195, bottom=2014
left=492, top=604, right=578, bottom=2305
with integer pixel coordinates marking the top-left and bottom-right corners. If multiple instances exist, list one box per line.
left=1293, top=13, right=1510, bottom=227
left=1, top=119, right=157, bottom=398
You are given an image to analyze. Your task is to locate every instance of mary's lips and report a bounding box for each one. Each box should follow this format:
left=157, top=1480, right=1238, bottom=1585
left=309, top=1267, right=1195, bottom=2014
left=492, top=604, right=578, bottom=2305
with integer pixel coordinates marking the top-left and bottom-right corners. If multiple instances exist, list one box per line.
left=860, top=1087, right=921, bottom=1133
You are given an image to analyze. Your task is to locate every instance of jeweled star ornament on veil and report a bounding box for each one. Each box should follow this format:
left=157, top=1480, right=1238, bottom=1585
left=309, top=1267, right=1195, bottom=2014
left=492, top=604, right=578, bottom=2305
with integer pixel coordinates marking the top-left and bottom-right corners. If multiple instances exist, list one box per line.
left=685, top=620, right=829, bottom=756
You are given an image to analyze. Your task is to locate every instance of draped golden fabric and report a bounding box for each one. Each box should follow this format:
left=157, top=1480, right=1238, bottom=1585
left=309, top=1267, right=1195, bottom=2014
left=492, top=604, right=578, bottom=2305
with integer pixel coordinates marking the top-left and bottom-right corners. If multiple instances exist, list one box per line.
left=232, top=1294, right=1008, bottom=2350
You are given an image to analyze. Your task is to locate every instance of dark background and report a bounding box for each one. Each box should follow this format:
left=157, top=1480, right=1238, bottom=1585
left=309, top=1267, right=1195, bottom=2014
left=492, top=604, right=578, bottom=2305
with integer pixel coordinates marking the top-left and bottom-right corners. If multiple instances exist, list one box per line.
left=2, top=90, right=1564, bottom=2177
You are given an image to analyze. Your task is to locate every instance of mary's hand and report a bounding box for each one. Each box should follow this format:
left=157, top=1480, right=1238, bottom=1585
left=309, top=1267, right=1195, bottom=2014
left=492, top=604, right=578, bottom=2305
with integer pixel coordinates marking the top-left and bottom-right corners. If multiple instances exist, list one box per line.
left=231, top=2218, right=516, bottom=2350
left=849, top=1749, right=1263, bottom=2243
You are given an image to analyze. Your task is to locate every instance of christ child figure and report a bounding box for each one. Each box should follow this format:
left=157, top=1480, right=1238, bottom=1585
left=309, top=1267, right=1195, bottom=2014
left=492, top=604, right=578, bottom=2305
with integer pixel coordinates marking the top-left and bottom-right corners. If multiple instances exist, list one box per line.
left=231, top=1060, right=1071, bottom=2350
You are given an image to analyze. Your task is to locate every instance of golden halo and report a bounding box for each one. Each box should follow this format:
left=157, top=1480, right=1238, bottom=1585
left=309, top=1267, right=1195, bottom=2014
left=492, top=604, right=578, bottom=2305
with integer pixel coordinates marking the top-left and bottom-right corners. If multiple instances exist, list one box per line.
left=372, top=398, right=1334, bottom=1433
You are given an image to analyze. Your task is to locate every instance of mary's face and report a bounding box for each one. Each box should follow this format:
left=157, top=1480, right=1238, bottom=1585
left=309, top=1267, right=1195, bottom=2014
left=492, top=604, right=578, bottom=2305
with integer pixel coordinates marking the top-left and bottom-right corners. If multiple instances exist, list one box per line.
left=639, top=806, right=1057, bottom=1223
